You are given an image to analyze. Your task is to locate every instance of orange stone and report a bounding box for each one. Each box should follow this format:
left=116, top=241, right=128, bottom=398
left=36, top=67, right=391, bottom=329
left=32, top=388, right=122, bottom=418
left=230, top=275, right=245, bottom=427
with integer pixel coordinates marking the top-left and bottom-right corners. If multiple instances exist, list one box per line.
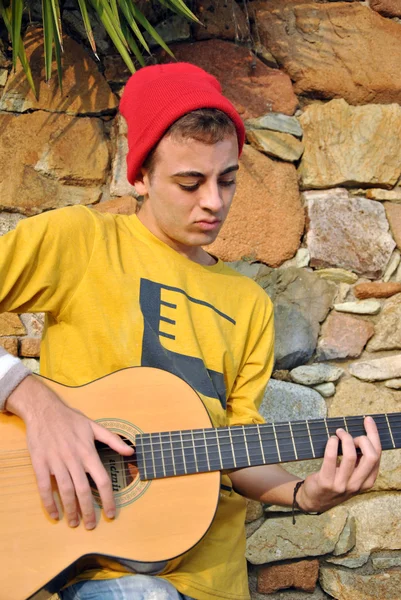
left=20, top=337, right=41, bottom=358
left=93, top=196, right=138, bottom=215
left=258, top=559, right=319, bottom=594
left=354, top=282, right=401, bottom=299
left=0, top=337, right=18, bottom=356
left=0, top=313, right=26, bottom=336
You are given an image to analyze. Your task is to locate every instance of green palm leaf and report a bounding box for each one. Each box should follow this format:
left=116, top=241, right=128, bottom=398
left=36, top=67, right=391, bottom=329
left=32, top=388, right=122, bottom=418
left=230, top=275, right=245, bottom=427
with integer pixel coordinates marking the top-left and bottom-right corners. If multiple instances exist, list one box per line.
left=0, top=0, right=199, bottom=87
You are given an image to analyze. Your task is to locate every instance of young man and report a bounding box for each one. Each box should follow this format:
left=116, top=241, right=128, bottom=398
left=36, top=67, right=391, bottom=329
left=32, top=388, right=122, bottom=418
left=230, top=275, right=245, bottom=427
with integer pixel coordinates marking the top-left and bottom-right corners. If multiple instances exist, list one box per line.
left=0, top=63, right=381, bottom=600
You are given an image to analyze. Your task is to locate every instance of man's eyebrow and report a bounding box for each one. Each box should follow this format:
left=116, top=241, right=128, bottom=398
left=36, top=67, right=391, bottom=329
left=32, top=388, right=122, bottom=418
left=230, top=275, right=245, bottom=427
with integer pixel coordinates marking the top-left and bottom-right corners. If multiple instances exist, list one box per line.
left=171, top=165, right=239, bottom=178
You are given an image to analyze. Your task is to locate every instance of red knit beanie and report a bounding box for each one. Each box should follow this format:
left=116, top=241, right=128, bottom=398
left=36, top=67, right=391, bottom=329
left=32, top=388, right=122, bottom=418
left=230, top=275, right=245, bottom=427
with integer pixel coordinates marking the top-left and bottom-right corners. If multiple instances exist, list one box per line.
left=119, top=62, right=245, bottom=185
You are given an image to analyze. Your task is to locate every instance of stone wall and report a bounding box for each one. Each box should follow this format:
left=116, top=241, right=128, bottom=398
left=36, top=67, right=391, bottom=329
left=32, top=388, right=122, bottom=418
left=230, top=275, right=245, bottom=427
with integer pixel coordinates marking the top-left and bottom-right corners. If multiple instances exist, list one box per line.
left=1, top=1, right=401, bottom=599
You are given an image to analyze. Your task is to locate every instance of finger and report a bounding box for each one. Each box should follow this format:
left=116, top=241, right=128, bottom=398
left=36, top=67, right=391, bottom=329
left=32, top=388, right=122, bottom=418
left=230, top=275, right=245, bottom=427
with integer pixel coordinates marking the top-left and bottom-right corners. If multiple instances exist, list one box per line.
left=335, top=428, right=358, bottom=488
left=349, top=435, right=381, bottom=492
left=318, top=435, right=340, bottom=483
left=31, top=458, right=59, bottom=520
left=92, top=422, right=134, bottom=456
left=84, top=453, right=116, bottom=520
left=69, top=467, right=97, bottom=530
left=363, top=416, right=382, bottom=455
left=51, top=463, right=80, bottom=527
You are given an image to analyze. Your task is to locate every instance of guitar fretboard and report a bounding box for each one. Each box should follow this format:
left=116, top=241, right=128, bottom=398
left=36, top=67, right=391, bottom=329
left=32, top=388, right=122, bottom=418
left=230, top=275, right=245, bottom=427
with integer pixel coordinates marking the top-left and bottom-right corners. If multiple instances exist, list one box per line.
left=135, top=413, right=401, bottom=481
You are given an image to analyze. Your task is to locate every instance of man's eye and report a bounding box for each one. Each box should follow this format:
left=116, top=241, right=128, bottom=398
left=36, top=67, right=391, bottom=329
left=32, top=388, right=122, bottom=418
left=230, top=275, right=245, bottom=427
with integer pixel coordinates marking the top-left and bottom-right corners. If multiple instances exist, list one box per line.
left=219, top=180, right=236, bottom=187
left=179, top=184, right=199, bottom=191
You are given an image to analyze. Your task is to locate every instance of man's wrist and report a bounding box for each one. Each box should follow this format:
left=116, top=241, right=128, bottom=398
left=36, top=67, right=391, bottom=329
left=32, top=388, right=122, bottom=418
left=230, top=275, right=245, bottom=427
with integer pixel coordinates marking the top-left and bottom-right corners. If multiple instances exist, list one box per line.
left=0, top=352, right=32, bottom=412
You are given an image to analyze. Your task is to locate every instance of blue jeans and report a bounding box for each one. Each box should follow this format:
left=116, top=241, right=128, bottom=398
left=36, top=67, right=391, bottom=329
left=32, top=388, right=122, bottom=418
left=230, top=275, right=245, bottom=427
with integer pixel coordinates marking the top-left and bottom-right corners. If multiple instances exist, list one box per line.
left=60, top=575, right=194, bottom=600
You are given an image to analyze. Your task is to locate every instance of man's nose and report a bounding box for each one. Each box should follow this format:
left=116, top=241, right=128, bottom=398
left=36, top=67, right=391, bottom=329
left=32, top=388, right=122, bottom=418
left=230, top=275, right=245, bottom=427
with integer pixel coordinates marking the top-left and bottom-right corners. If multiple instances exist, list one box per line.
left=199, top=183, right=224, bottom=212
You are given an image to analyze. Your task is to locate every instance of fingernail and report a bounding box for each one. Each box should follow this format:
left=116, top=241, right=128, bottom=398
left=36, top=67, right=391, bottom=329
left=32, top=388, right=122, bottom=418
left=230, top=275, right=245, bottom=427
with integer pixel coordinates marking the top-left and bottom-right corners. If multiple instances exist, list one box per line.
left=50, top=512, right=59, bottom=520
left=69, top=519, right=79, bottom=527
left=85, top=522, right=96, bottom=530
left=106, top=510, right=115, bottom=519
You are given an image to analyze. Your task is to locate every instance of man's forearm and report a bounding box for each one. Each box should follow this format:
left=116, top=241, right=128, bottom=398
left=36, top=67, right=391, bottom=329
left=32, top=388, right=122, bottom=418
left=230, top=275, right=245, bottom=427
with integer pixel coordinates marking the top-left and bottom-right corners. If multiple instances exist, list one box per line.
left=229, top=464, right=302, bottom=506
left=0, top=348, right=31, bottom=411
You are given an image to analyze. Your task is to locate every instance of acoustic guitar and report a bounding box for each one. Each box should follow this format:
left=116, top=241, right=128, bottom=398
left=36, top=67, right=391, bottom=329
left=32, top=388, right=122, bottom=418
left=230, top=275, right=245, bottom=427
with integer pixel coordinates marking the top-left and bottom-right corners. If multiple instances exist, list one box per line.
left=0, top=367, right=399, bottom=600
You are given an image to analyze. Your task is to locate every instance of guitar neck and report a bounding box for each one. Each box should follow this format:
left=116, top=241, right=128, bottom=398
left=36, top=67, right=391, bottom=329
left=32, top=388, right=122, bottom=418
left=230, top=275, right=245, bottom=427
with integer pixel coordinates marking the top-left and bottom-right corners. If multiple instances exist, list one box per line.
left=136, top=413, right=401, bottom=480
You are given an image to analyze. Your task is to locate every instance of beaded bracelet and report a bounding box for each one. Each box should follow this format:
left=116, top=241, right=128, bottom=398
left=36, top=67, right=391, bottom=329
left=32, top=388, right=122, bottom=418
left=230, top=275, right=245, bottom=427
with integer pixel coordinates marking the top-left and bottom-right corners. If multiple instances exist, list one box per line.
left=292, top=480, right=321, bottom=524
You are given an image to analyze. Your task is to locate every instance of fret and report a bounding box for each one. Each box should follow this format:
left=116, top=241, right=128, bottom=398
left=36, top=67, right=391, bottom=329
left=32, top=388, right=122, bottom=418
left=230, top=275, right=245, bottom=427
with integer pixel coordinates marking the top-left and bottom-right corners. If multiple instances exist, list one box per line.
left=274, top=422, right=296, bottom=462
left=192, top=429, right=208, bottom=473
left=135, top=435, right=146, bottom=480
left=230, top=426, right=251, bottom=469
left=385, top=414, right=396, bottom=449
left=228, top=427, right=237, bottom=468
left=203, top=429, right=211, bottom=471
left=179, top=431, right=187, bottom=474
left=172, top=431, right=187, bottom=475
left=190, top=430, right=199, bottom=472
left=257, top=425, right=266, bottom=463
left=150, top=433, right=163, bottom=479
left=344, top=416, right=365, bottom=439
left=159, top=433, right=166, bottom=477
left=271, top=423, right=282, bottom=462
left=182, top=430, right=196, bottom=473
left=326, top=417, right=346, bottom=437
left=308, top=419, right=329, bottom=458
left=169, top=432, right=177, bottom=476
left=324, top=418, right=330, bottom=441
left=343, top=416, right=349, bottom=433
left=214, top=430, right=224, bottom=470
left=388, top=413, right=401, bottom=448
left=160, top=432, right=174, bottom=477
left=243, top=426, right=265, bottom=466
left=217, top=428, right=236, bottom=470
left=259, top=424, right=280, bottom=465
left=306, top=420, right=315, bottom=458
left=204, top=430, right=223, bottom=471
left=291, top=421, right=314, bottom=461
left=288, top=422, right=298, bottom=460
left=243, top=426, right=251, bottom=466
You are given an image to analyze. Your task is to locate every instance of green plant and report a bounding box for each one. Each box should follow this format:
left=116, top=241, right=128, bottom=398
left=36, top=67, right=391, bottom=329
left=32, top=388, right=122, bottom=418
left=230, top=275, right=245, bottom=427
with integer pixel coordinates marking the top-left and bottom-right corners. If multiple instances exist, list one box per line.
left=0, top=0, right=199, bottom=96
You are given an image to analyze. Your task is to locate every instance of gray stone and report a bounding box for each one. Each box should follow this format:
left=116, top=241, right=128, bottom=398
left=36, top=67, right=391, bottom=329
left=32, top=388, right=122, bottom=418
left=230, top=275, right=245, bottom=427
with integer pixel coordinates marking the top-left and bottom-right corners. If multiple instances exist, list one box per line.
left=256, top=268, right=336, bottom=370
left=372, top=554, right=401, bottom=569
left=0, top=212, right=26, bottom=236
left=315, top=268, right=358, bottom=285
left=383, top=249, right=401, bottom=282
left=280, top=249, right=310, bottom=269
left=302, top=188, right=350, bottom=203
left=367, top=293, right=401, bottom=351
left=290, top=364, right=344, bottom=386
left=246, top=517, right=264, bottom=539
left=245, top=113, right=303, bottom=137
left=21, top=358, right=40, bottom=374
left=110, top=117, right=138, bottom=198
left=333, top=300, right=381, bottom=315
left=247, top=129, right=304, bottom=162
left=260, top=379, right=327, bottom=424
left=312, top=383, right=336, bottom=398
left=0, top=68, right=7, bottom=87
left=349, top=355, right=401, bottom=381
left=306, top=194, right=395, bottom=279
left=384, top=378, right=401, bottom=389
left=226, top=261, right=262, bottom=279
left=299, top=100, right=401, bottom=188
left=145, top=15, right=190, bottom=48
left=320, top=564, right=401, bottom=600
left=333, top=515, right=357, bottom=556
left=246, top=508, right=348, bottom=564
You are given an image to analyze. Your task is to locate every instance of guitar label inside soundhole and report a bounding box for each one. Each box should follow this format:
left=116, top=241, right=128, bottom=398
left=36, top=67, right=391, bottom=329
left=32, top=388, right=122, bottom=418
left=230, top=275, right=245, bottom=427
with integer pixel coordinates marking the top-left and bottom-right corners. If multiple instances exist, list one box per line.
left=90, top=418, right=151, bottom=508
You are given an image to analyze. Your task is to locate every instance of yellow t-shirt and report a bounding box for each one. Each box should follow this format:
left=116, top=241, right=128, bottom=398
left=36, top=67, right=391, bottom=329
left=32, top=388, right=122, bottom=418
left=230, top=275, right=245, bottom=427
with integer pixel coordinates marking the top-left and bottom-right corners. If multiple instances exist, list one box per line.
left=0, top=206, right=274, bottom=600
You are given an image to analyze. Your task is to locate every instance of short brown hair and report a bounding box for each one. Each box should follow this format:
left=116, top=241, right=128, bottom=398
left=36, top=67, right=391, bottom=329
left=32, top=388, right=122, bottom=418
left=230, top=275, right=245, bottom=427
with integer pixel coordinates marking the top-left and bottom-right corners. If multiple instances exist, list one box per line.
left=142, top=108, right=237, bottom=178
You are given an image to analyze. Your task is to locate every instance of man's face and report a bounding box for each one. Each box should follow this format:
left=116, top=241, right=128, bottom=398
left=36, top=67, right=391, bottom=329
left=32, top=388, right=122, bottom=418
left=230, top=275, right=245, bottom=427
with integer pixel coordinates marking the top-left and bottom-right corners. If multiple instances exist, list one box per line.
left=134, top=133, right=239, bottom=262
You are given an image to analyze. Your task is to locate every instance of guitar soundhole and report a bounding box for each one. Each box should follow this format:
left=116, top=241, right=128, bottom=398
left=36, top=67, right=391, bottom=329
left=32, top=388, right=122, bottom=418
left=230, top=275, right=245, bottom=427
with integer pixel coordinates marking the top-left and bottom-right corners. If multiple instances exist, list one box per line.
left=90, top=438, right=139, bottom=493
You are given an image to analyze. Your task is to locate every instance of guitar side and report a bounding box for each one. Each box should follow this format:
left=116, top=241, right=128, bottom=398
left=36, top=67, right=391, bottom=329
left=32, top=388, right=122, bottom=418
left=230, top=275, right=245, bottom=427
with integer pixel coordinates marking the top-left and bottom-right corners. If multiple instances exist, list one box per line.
left=0, top=367, right=221, bottom=600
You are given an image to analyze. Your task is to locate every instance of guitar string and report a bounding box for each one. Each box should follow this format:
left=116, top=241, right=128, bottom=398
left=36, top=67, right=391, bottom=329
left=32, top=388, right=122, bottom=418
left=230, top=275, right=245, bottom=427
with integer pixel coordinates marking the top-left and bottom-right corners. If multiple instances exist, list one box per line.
left=1, top=419, right=400, bottom=468
left=1, top=412, right=399, bottom=459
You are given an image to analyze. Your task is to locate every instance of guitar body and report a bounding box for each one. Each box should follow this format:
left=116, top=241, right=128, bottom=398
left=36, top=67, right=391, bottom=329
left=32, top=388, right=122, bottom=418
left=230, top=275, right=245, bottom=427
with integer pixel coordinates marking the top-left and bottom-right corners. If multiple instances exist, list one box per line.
left=0, top=368, right=221, bottom=600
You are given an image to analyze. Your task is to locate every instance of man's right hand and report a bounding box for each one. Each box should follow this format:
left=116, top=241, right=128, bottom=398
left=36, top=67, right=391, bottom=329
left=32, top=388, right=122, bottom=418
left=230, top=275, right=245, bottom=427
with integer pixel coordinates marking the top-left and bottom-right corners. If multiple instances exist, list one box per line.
left=5, top=375, right=134, bottom=529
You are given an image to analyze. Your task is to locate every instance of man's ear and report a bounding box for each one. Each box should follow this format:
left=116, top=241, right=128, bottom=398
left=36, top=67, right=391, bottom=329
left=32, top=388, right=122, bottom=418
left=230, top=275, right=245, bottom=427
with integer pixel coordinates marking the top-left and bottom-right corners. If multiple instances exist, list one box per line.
left=133, top=169, right=148, bottom=197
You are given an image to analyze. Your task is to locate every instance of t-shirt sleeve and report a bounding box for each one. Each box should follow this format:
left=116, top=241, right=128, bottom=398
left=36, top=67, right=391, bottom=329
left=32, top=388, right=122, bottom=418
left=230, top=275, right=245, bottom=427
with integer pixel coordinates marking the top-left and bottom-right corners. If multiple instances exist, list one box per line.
left=0, top=206, right=96, bottom=316
left=226, top=290, right=274, bottom=427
